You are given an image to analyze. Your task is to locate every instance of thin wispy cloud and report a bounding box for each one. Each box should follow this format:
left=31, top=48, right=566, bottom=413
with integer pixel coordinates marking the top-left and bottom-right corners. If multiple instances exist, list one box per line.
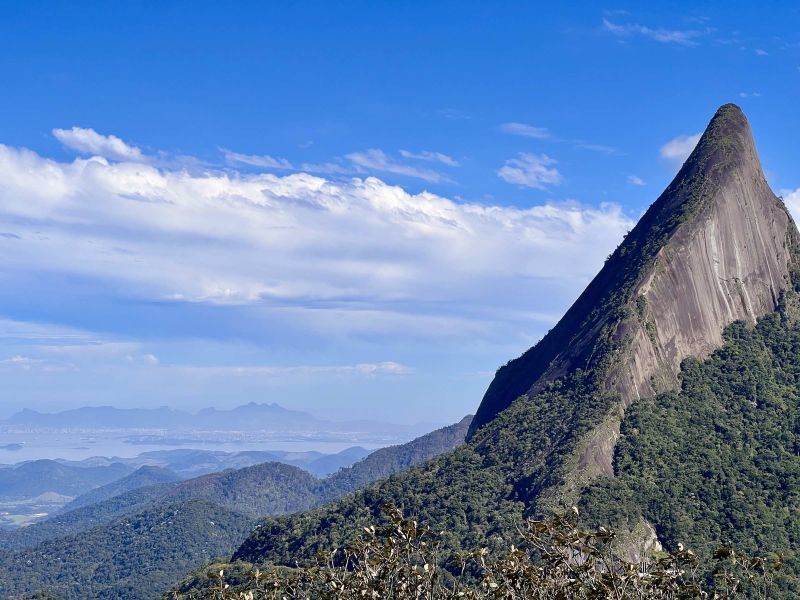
left=738, top=92, right=761, bottom=99
left=574, top=142, right=619, bottom=155
left=223, top=147, right=449, bottom=182
left=499, top=122, right=550, bottom=139
left=627, top=175, right=646, bottom=186
left=438, top=108, right=471, bottom=120
left=176, top=361, right=413, bottom=378
left=0, top=355, right=41, bottom=368
left=221, top=148, right=350, bottom=175
left=346, top=149, right=448, bottom=183
left=754, top=48, right=768, bottom=56
left=500, top=123, right=617, bottom=155
left=603, top=9, right=631, bottom=17
left=0, top=318, right=94, bottom=344
left=399, top=150, right=460, bottom=167
left=221, top=149, right=294, bottom=169
left=602, top=18, right=706, bottom=46
left=660, top=132, right=702, bottom=164
left=0, top=314, right=412, bottom=380
left=497, top=153, right=562, bottom=189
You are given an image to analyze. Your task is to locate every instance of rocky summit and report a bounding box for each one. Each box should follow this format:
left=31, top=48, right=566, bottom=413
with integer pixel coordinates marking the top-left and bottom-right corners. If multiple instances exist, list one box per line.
left=470, top=103, right=800, bottom=480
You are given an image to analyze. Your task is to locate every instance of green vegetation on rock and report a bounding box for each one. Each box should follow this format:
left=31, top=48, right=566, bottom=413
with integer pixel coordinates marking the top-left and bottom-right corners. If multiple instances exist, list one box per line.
left=580, top=300, right=800, bottom=593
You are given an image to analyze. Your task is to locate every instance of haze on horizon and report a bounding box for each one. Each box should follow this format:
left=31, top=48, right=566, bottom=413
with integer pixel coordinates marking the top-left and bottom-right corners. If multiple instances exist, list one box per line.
left=2, top=2, right=800, bottom=424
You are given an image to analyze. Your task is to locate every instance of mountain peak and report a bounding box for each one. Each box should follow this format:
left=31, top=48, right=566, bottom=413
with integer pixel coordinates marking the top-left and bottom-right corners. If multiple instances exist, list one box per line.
left=706, top=102, right=747, bottom=135
left=677, top=102, right=758, bottom=181
left=469, top=104, right=798, bottom=442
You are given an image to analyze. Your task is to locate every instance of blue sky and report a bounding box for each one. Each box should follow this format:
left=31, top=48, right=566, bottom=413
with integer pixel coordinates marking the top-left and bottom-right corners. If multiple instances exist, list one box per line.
left=1, top=1, right=800, bottom=423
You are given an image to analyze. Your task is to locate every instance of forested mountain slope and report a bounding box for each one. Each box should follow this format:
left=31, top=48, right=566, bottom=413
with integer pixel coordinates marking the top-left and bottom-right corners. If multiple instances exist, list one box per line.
left=59, top=465, right=181, bottom=513
left=214, top=105, right=800, bottom=599
left=0, top=500, right=256, bottom=600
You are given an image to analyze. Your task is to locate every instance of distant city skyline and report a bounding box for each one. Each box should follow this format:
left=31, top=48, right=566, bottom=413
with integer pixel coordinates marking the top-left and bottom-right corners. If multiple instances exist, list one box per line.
left=2, top=2, right=800, bottom=423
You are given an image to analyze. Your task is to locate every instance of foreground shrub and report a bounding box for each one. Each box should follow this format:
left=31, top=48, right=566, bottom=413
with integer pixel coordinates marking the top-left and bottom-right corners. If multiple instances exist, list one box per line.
left=180, top=505, right=781, bottom=599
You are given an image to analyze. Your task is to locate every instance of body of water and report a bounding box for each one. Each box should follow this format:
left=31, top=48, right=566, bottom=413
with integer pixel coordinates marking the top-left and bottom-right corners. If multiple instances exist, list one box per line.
left=0, top=430, right=386, bottom=464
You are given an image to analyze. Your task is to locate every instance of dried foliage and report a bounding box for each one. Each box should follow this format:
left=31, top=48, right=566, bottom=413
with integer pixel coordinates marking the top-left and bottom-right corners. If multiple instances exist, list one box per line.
left=185, top=505, right=781, bottom=600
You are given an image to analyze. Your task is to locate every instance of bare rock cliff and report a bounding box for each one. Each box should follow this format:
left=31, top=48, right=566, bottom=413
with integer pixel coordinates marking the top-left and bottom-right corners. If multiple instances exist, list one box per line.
left=469, top=105, right=800, bottom=475
left=608, top=106, right=795, bottom=407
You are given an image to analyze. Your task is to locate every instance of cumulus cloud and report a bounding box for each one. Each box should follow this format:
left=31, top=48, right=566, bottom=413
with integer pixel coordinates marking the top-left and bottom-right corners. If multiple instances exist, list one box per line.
left=53, top=127, right=145, bottom=162
left=0, top=132, right=635, bottom=345
left=398, top=149, right=460, bottom=167
left=660, top=133, right=702, bottom=164
left=499, top=122, right=550, bottom=139
left=497, top=153, right=562, bottom=189
left=602, top=18, right=705, bottom=46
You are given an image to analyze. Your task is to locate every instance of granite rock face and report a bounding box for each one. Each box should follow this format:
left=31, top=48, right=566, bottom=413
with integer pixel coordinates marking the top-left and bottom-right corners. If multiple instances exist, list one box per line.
left=470, top=105, right=799, bottom=477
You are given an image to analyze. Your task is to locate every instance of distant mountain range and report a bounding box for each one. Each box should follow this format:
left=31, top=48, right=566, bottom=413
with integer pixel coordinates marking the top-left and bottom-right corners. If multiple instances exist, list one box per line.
left=0, top=415, right=472, bottom=599
left=54, top=446, right=372, bottom=478
left=1, top=401, right=437, bottom=438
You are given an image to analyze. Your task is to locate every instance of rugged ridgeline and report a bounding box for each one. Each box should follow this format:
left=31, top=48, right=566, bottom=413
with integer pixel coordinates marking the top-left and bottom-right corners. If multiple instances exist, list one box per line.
left=208, top=104, right=800, bottom=597
left=0, top=417, right=472, bottom=600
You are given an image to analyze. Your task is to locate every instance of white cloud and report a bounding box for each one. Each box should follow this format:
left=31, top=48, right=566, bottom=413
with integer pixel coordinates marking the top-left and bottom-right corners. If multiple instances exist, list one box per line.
left=0, top=318, right=93, bottom=344
left=346, top=149, right=447, bottom=182
left=603, top=18, right=705, bottom=46
left=0, top=133, right=634, bottom=343
left=399, top=150, right=460, bottom=167
left=499, top=122, right=550, bottom=139
left=0, top=353, right=77, bottom=373
left=779, top=189, right=800, bottom=222
left=755, top=48, right=768, bottom=56
left=627, top=175, right=646, bottom=186
left=660, top=133, right=702, bottom=164
left=0, top=355, right=40, bottom=369
left=141, top=353, right=160, bottom=365
left=738, top=92, right=762, bottom=99
left=497, top=153, right=562, bottom=189
left=53, top=127, right=145, bottom=162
